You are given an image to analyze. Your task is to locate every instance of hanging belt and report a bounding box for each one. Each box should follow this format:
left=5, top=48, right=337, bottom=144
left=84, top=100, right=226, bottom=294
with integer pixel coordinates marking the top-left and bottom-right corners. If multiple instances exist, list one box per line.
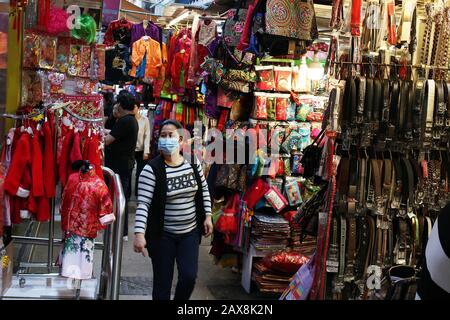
left=371, top=159, right=384, bottom=267
left=403, top=158, right=415, bottom=265
left=387, top=80, right=399, bottom=141
left=398, top=81, right=410, bottom=141
left=404, top=81, right=415, bottom=142
left=345, top=158, right=358, bottom=282
left=413, top=80, right=425, bottom=142
left=392, top=158, right=403, bottom=210
left=422, top=80, right=435, bottom=148
left=356, top=77, right=366, bottom=124
left=362, top=79, right=374, bottom=147
left=372, top=79, right=382, bottom=130
left=363, top=215, right=377, bottom=300
left=445, top=82, right=450, bottom=127
left=434, top=81, right=446, bottom=139
left=326, top=216, right=339, bottom=273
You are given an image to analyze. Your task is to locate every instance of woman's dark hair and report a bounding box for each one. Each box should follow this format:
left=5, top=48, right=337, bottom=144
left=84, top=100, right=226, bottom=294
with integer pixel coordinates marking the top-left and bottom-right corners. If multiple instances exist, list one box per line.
left=72, top=160, right=92, bottom=173
left=117, top=90, right=136, bottom=111
left=102, top=91, right=115, bottom=104
left=159, top=119, right=183, bottom=135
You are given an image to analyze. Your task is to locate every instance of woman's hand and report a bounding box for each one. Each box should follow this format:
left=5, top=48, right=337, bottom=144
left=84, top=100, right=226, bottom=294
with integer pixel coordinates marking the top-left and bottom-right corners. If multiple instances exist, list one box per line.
left=204, top=216, right=213, bottom=237
left=133, top=233, right=147, bottom=256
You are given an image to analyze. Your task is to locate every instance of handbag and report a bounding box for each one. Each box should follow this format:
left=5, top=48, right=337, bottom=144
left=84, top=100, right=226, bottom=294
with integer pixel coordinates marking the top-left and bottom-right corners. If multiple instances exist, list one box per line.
left=300, top=128, right=326, bottom=178
left=265, top=0, right=317, bottom=41
left=223, top=3, right=249, bottom=48
left=221, top=79, right=251, bottom=93
left=243, top=178, right=270, bottom=209
left=216, top=193, right=240, bottom=244
left=223, top=69, right=256, bottom=82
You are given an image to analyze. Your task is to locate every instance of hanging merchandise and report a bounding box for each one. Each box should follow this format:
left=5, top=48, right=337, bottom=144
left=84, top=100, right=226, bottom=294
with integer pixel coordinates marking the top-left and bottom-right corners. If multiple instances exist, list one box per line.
left=71, top=14, right=97, bottom=44
left=265, top=0, right=318, bottom=41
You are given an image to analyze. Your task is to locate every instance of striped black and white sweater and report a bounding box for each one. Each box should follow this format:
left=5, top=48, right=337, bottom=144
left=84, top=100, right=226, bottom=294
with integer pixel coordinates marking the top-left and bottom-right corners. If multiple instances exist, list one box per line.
left=416, top=203, right=450, bottom=299
left=134, top=159, right=212, bottom=235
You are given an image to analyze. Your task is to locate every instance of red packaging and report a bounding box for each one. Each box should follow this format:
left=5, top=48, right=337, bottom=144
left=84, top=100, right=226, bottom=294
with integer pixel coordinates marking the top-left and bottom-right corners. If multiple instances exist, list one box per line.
left=274, top=66, right=293, bottom=92
left=253, top=92, right=268, bottom=119
left=255, top=65, right=275, bottom=91
left=276, top=95, right=289, bottom=121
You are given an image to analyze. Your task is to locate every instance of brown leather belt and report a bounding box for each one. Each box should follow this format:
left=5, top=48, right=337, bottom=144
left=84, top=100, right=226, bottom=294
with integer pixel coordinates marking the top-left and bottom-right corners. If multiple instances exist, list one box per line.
left=344, top=158, right=358, bottom=282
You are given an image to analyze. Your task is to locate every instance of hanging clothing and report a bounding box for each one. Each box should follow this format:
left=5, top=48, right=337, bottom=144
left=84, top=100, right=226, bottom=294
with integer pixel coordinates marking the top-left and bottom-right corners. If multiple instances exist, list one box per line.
left=60, top=169, right=114, bottom=239
left=43, top=120, right=56, bottom=198
left=171, top=51, right=190, bottom=92
left=83, top=134, right=104, bottom=181
left=104, top=19, right=133, bottom=47
left=59, top=129, right=73, bottom=188
left=198, top=19, right=217, bottom=46
left=4, top=132, right=32, bottom=198
left=129, top=37, right=162, bottom=79
left=104, top=44, right=132, bottom=85
left=31, top=130, right=44, bottom=198
left=131, top=21, right=162, bottom=46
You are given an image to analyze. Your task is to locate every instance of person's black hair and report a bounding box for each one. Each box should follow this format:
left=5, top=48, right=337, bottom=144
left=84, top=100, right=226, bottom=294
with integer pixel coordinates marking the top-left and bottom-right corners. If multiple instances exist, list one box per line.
left=72, top=160, right=92, bottom=174
left=159, top=119, right=183, bottom=135
left=102, top=91, right=115, bottom=104
left=117, top=90, right=136, bottom=111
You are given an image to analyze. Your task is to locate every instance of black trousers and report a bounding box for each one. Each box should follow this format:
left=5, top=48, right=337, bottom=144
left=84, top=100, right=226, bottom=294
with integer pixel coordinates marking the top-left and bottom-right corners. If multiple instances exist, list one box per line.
left=150, top=229, right=200, bottom=300
left=134, top=151, right=147, bottom=197
left=105, top=155, right=133, bottom=237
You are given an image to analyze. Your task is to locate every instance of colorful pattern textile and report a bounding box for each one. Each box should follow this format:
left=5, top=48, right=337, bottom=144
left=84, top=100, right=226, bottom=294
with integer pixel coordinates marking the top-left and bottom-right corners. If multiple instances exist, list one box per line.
left=223, top=9, right=248, bottom=47
left=60, top=169, right=114, bottom=239
left=265, top=0, right=315, bottom=41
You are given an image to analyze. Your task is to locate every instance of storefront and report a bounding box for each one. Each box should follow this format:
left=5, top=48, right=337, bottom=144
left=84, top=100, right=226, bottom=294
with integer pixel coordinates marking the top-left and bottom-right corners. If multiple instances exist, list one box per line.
left=1, top=0, right=450, bottom=300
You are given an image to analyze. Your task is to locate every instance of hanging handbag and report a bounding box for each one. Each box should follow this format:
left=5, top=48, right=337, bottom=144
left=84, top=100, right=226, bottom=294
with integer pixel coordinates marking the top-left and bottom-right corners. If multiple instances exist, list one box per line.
left=300, top=128, right=326, bottom=178
left=265, top=0, right=317, bottom=41
left=216, top=193, right=240, bottom=244
left=243, top=178, right=270, bottom=209
left=223, top=2, right=249, bottom=48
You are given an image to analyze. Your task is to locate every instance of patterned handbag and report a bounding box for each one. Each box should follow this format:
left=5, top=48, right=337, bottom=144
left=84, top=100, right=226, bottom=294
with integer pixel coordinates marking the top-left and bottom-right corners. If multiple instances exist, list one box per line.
left=265, top=0, right=317, bottom=41
left=223, top=4, right=249, bottom=47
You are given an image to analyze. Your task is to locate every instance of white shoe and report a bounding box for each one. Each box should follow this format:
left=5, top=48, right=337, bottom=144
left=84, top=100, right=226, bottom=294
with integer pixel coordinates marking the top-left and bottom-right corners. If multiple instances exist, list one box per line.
left=123, top=236, right=128, bottom=242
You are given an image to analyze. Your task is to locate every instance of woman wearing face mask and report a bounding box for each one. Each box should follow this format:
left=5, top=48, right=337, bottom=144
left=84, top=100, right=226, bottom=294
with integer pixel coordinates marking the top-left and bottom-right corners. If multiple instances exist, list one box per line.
left=133, top=119, right=213, bottom=300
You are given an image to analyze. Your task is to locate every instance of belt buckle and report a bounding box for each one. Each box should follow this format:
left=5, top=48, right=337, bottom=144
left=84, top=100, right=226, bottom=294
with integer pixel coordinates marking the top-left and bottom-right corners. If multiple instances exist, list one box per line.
left=436, top=118, right=445, bottom=127
left=446, top=119, right=450, bottom=127
left=433, top=130, right=441, bottom=140
left=438, top=102, right=446, bottom=114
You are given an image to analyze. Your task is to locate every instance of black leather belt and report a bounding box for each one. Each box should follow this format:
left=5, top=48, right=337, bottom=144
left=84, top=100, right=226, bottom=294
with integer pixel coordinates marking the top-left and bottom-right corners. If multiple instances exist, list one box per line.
left=388, top=80, right=400, bottom=141
left=398, top=81, right=410, bottom=140
left=373, top=79, right=382, bottom=126
left=433, top=81, right=446, bottom=141
left=405, top=81, right=415, bottom=142
left=413, top=80, right=425, bottom=142
left=364, top=79, right=374, bottom=122
left=381, top=79, right=391, bottom=123
left=445, top=82, right=450, bottom=127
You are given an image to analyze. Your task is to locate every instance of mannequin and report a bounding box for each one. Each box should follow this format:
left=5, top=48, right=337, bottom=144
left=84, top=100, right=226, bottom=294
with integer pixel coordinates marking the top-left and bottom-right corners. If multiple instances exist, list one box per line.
left=59, top=160, right=114, bottom=295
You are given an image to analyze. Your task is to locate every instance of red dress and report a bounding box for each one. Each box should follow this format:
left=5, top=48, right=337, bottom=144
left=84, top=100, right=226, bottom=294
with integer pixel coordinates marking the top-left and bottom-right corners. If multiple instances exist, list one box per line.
left=60, top=169, right=114, bottom=239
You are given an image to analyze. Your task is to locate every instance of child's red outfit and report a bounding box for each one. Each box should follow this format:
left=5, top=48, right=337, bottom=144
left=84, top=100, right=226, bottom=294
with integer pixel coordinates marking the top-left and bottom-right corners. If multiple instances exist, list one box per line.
left=60, top=168, right=114, bottom=280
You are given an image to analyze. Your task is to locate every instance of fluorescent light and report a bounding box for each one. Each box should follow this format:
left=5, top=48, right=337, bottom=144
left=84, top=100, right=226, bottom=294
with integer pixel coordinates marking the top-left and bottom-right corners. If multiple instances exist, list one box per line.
left=167, top=10, right=191, bottom=27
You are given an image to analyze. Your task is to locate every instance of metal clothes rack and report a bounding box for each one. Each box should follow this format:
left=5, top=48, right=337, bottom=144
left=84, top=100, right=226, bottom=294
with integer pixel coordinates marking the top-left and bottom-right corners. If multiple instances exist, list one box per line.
left=329, top=60, right=450, bottom=70
left=0, top=103, right=125, bottom=300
